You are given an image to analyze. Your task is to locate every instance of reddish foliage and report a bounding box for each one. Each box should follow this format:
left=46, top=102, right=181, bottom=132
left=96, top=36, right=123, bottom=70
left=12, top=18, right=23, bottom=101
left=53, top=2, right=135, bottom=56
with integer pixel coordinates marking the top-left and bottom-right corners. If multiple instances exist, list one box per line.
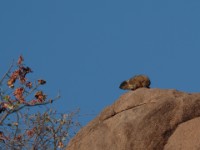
left=26, top=81, right=32, bottom=88
left=14, top=135, right=22, bottom=141
left=13, top=87, right=25, bottom=103
left=38, top=79, right=46, bottom=85
left=29, top=99, right=38, bottom=105
left=58, top=141, right=64, bottom=148
left=18, top=66, right=32, bottom=83
left=7, top=70, right=20, bottom=88
left=35, top=91, right=46, bottom=103
left=26, top=128, right=35, bottom=137
left=7, top=56, right=32, bottom=88
left=0, top=55, right=79, bottom=149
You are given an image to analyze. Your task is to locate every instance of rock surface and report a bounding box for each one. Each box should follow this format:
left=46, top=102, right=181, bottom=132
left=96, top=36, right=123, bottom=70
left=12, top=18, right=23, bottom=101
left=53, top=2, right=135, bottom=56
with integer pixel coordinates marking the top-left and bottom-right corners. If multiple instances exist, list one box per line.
left=66, top=88, right=200, bottom=150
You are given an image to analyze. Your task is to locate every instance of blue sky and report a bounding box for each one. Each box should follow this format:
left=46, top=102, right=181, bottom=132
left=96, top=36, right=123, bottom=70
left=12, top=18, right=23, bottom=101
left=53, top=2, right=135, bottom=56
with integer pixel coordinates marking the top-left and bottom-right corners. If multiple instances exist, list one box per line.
left=1, top=1, right=200, bottom=125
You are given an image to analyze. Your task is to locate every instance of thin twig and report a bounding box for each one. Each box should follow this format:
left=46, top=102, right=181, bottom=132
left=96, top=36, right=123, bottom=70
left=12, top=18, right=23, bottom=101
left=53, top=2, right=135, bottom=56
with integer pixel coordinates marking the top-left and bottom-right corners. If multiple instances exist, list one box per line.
left=0, top=111, right=9, bottom=125
left=24, top=83, right=40, bottom=98
left=11, top=93, right=60, bottom=114
left=0, top=62, right=14, bottom=85
left=0, top=93, right=60, bottom=126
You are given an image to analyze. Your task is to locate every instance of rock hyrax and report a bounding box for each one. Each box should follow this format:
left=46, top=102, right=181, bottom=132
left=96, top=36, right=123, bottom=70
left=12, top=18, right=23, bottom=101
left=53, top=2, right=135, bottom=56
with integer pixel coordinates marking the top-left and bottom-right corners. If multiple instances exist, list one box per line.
left=119, top=75, right=151, bottom=90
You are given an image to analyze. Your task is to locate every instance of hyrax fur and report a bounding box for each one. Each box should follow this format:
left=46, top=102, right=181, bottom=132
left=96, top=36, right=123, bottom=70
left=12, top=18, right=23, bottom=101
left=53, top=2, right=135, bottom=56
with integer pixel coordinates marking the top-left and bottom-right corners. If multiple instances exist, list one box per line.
left=119, top=75, right=151, bottom=91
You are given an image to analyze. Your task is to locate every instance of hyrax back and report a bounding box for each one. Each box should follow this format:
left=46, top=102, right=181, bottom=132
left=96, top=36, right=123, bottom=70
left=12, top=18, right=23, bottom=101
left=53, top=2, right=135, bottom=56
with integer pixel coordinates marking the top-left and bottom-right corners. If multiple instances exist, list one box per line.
left=119, top=75, right=151, bottom=90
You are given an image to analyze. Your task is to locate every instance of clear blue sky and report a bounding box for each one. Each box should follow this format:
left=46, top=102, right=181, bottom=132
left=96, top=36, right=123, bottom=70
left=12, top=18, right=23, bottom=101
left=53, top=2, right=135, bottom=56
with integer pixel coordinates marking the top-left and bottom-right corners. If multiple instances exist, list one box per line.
left=1, top=1, right=200, bottom=125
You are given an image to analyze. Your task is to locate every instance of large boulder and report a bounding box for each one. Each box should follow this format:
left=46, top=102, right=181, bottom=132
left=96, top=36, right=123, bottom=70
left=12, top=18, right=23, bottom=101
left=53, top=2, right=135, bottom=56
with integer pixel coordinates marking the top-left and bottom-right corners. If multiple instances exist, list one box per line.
left=66, top=88, right=200, bottom=150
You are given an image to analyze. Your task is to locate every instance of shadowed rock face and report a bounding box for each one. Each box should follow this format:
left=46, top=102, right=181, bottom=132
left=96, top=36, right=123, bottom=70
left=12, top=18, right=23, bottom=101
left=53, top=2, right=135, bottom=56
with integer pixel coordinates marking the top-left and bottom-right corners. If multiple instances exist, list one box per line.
left=66, top=88, right=200, bottom=150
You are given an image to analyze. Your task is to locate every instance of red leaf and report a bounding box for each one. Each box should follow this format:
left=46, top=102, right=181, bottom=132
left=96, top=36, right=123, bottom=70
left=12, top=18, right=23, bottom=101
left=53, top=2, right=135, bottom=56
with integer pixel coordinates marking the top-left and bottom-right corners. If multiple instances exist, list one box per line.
left=38, top=79, right=46, bottom=85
